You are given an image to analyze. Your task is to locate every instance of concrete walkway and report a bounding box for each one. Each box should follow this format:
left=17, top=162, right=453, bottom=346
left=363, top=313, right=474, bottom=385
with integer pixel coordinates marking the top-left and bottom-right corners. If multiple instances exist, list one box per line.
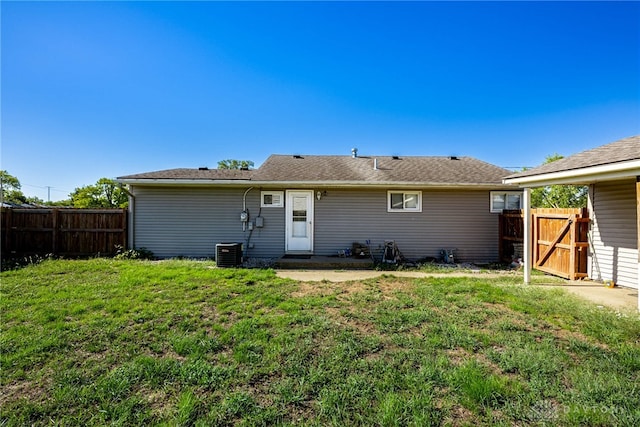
left=542, top=281, right=638, bottom=312
left=275, top=269, right=639, bottom=312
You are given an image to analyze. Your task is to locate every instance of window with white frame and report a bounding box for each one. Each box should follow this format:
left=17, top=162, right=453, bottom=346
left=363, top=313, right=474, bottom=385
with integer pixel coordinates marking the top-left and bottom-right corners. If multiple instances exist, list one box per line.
left=490, top=191, right=523, bottom=213
left=387, top=191, right=422, bottom=212
left=261, top=191, right=284, bottom=207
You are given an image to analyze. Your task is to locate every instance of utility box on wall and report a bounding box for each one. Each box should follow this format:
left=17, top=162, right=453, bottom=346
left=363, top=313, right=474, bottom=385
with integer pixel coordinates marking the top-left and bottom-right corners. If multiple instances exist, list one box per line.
left=215, top=243, right=243, bottom=267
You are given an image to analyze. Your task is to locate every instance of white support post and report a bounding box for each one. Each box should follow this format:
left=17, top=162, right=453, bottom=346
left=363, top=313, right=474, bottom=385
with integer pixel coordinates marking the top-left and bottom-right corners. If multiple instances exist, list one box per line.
left=636, top=177, right=639, bottom=311
left=523, top=187, right=532, bottom=284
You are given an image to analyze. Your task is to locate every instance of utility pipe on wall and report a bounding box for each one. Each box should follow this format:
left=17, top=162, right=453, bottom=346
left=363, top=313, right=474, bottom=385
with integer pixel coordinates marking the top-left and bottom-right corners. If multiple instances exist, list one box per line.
left=242, top=187, right=254, bottom=232
left=243, top=187, right=254, bottom=212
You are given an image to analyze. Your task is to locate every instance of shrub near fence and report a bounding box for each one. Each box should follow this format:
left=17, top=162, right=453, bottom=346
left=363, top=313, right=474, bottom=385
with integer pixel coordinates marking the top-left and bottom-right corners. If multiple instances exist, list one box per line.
left=1, top=208, right=127, bottom=258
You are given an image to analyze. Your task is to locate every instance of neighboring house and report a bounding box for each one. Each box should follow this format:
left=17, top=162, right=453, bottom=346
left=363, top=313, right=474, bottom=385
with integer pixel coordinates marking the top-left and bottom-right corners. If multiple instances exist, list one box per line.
left=504, top=135, right=640, bottom=307
left=117, top=152, right=519, bottom=262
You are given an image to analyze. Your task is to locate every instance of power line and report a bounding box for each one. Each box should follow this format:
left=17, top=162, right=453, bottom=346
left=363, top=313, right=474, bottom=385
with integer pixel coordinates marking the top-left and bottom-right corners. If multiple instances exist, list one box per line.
left=19, top=183, right=73, bottom=202
left=22, top=183, right=73, bottom=193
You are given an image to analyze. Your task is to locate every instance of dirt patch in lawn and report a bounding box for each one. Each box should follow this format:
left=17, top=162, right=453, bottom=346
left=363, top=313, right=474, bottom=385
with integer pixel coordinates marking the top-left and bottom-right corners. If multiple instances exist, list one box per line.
left=324, top=306, right=378, bottom=336
left=0, top=377, right=51, bottom=407
left=291, top=279, right=412, bottom=299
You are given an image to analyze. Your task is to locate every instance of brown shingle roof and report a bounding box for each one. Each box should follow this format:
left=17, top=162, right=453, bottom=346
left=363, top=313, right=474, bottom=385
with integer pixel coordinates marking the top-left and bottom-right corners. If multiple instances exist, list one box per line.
left=505, top=135, right=640, bottom=180
left=118, top=155, right=512, bottom=186
left=118, top=168, right=253, bottom=180
left=253, top=155, right=510, bottom=185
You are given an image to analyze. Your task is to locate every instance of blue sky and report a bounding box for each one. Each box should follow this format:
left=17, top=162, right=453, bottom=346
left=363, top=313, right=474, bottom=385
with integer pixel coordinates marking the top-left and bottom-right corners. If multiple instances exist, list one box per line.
left=2, top=1, right=639, bottom=201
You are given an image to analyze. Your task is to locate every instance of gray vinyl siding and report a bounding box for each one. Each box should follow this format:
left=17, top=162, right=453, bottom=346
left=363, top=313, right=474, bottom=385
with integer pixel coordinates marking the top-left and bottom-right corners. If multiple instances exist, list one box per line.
left=588, top=179, right=638, bottom=289
left=131, top=186, right=500, bottom=262
left=315, top=189, right=499, bottom=262
left=131, top=186, right=284, bottom=259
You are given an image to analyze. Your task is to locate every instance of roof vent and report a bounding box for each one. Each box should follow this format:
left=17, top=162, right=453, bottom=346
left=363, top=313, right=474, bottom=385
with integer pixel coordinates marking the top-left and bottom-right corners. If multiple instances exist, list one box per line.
left=351, top=148, right=358, bottom=158
left=449, top=156, right=459, bottom=160
left=198, top=167, right=209, bottom=170
left=293, top=154, right=303, bottom=159
left=392, top=155, right=400, bottom=160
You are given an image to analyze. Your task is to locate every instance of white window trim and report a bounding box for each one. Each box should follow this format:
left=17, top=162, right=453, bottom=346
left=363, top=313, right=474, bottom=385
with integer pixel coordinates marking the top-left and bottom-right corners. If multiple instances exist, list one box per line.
left=490, top=191, right=523, bottom=213
left=387, top=190, right=422, bottom=213
left=261, top=191, right=284, bottom=208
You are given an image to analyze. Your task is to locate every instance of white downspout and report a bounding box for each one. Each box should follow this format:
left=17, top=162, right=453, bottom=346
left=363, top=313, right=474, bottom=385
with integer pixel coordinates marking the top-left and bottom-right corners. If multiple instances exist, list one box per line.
left=118, top=184, right=135, bottom=250
left=523, top=187, right=532, bottom=284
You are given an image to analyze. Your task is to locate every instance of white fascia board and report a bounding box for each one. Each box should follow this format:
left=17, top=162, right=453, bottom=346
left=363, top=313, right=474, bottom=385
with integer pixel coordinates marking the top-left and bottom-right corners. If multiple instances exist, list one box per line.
left=117, top=179, right=252, bottom=186
left=503, top=160, right=640, bottom=187
left=252, top=181, right=514, bottom=190
left=119, top=178, right=514, bottom=191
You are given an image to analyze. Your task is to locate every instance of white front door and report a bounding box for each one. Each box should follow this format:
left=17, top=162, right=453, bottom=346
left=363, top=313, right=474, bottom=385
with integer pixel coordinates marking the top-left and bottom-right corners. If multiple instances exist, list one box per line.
left=286, top=190, right=314, bottom=252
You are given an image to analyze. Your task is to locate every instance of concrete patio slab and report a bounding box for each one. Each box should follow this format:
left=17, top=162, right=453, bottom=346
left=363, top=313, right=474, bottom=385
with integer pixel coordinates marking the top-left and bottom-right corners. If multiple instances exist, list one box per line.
left=275, top=256, right=373, bottom=270
left=538, top=281, right=639, bottom=312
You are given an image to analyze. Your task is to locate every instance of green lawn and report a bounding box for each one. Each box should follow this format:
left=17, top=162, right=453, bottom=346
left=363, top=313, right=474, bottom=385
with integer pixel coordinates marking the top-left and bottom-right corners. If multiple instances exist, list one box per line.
left=1, top=259, right=639, bottom=426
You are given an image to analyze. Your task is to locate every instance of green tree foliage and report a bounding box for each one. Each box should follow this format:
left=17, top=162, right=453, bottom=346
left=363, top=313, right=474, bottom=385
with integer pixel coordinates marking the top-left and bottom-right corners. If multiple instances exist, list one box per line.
left=26, top=196, right=46, bottom=205
left=69, top=178, right=128, bottom=208
left=0, top=170, right=30, bottom=204
left=217, top=159, right=254, bottom=170
left=530, top=154, right=588, bottom=208
left=44, top=199, right=73, bottom=207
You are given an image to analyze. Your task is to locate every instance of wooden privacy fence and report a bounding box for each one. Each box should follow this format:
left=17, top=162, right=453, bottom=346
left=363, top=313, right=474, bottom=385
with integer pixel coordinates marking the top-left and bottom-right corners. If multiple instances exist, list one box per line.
left=499, top=208, right=589, bottom=280
left=1, top=208, right=127, bottom=258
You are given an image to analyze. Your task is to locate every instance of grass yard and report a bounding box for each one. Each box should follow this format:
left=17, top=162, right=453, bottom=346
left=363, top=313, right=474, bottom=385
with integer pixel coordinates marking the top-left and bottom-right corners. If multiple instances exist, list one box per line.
left=1, top=259, right=639, bottom=426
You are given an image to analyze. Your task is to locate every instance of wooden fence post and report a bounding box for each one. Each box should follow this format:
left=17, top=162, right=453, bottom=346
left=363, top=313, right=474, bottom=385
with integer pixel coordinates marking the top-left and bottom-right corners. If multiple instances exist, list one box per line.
left=4, top=208, right=12, bottom=256
left=498, top=213, right=504, bottom=261
left=51, top=209, right=58, bottom=255
left=531, top=209, right=538, bottom=267
left=569, top=214, right=576, bottom=281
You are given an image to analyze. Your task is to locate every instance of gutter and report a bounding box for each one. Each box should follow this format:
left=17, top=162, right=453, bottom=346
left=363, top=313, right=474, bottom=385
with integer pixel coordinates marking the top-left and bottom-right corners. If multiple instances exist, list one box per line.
left=116, top=179, right=254, bottom=186
left=116, top=179, right=515, bottom=191
left=118, top=183, right=136, bottom=250
left=503, top=160, right=640, bottom=187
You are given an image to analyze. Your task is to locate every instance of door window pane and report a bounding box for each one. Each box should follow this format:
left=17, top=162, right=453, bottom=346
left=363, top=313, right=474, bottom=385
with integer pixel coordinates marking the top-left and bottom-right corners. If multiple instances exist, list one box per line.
left=292, top=196, right=307, bottom=237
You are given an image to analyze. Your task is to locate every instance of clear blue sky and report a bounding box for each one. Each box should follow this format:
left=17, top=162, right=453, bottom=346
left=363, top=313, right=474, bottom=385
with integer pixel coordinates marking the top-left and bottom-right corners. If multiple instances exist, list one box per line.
left=2, top=1, right=639, bottom=201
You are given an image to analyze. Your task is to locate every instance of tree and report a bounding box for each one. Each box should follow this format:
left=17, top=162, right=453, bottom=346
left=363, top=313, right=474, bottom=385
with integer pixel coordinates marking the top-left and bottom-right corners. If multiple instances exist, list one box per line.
left=530, top=154, right=587, bottom=208
left=217, top=159, right=254, bottom=170
left=0, top=170, right=28, bottom=204
left=43, top=198, right=73, bottom=207
left=69, top=178, right=129, bottom=208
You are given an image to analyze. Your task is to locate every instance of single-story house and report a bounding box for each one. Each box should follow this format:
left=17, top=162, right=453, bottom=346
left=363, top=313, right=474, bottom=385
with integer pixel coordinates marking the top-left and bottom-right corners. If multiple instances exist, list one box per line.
left=117, top=152, right=520, bottom=262
left=503, top=135, right=639, bottom=309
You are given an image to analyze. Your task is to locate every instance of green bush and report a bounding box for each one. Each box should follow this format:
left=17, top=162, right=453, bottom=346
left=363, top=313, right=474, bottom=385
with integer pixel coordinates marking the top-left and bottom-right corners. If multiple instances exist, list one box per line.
left=114, top=245, right=154, bottom=260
